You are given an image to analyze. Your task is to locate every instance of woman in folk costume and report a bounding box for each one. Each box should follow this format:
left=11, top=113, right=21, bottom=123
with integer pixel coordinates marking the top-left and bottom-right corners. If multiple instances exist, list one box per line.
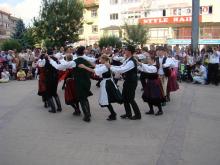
left=37, top=53, right=48, bottom=108
left=138, top=56, right=165, bottom=116
left=62, top=54, right=81, bottom=116
left=79, top=54, right=123, bottom=121
left=166, top=56, right=179, bottom=102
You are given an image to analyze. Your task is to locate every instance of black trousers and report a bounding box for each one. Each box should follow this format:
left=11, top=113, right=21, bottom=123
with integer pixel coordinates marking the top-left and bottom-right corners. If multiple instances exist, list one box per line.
left=79, top=98, right=91, bottom=117
left=122, top=81, right=141, bottom=117
left=207, top=63, right=219, bottom=85
left=186, top=65, right=193, bottom=82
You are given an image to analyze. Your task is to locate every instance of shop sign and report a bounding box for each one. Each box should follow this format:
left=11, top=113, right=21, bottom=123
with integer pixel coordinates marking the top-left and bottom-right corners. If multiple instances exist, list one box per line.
left=139, top=16, right=202, bottom=25
left=167, top=39, right=220, bottom=45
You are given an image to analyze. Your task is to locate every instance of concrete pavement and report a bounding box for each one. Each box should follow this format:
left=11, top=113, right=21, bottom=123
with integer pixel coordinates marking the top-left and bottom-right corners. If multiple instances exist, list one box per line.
left=0, top=80, right=220, bottom=165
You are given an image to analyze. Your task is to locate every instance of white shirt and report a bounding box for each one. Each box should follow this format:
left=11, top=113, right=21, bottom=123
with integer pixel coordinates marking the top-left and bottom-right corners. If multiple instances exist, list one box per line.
left=94, top=64, right=109, bottom=77
left=49, top=59, right=76, bottom=71
left=138, top=64, right=157, bottom=73
left=209, top=53, right=220, bottom=64
left=195, top=65, right=207, bottom=79
left=112, top=55, right=125, bottom=62
left=158, top=56, right=175, bottom=75
left=82, top=54, right=96, bottom=63
left=110, top=57, right=135, bottom=74
left=186, top=55, right=194, bottom=65
left=158, top=57, right=164, bottom=75
left=1, top=71, right=10, bottom=81
left=37, top=59, right=46, bottom=67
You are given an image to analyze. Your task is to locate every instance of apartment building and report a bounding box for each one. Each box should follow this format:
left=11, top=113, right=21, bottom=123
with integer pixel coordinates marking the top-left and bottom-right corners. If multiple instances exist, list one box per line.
left=0, top=10, right=19, bottom=41
left=99, top=0, right=220, bottom=45
left=78, top=0, right=100, bottom=45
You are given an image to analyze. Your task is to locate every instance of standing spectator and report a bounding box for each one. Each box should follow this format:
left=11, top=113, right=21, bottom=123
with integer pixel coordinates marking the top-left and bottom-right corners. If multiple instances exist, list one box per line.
left=206, top=47, right=220, bottom=85
left=185, top=51, right=194, bottom=82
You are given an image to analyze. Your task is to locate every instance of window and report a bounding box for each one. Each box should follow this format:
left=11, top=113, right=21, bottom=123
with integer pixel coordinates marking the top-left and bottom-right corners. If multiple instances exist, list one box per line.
left=122, top=0, right=140, bottom=3
left=92, top=25, right=98, bottom=33
left=162, top=9, right=166, bottom=16
left=110, top=13, right=118, bottom=20
left=110, top=0, right=118, bottom=4
left=209, top=6, right=213, bottom=14
left=91, top=9, right=98, bottom=17
left=79, top=28, right=84, bottom=35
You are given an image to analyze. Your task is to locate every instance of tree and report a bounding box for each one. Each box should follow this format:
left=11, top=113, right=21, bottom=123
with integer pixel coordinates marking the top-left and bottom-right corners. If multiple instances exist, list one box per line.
left=124, top=23, right=149, bottom=48
left=11, top=19, right=26, bottom=40
left=1, top=39, right=22, bottom=52
left=34, top=0, right=84, bottom=48
left=98, top=36, right=122, bottom=49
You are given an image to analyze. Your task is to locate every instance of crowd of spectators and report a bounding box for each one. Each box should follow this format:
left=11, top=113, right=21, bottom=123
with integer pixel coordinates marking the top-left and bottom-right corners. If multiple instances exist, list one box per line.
left=0, top=44, right=219, bottom=86
left=0, top=49, right=40, bottom=83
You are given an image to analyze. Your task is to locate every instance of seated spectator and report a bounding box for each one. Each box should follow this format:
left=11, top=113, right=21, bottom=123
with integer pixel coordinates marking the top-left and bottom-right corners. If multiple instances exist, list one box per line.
left=0, top=68, right=10, bottom=83
left=17, top=68, right=26, bottom=81
left=26, top=69, right=33, bottom=80
left=192, top=61, right=207, bottom=85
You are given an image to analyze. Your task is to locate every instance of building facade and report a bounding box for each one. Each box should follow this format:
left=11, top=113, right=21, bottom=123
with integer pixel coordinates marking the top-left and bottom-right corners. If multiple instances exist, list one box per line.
left=99, top=0, right=220, bottom=45
left=0, top=10, right=19, bottom=41
left=78, top=0, right=100, bottom=46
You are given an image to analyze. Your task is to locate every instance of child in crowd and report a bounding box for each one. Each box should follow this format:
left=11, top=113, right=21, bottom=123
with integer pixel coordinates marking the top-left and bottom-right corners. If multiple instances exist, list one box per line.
left=17, top=68, right=26, bottom=81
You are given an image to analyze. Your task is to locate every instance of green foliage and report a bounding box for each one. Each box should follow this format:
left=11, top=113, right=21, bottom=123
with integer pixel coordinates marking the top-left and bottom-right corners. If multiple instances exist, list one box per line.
left=33, top=0, right=84, bottom=48
left=124, top=23, right=149, bottom=47
left=11, top=19, right=26, bottom=40
left=1, top=39, right=22, bottom=52
left=98, top=36, right=122, bottom=48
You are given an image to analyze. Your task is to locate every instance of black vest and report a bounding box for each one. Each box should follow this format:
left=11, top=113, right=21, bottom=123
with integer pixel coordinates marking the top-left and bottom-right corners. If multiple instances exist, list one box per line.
left=156, top=57, right=171, bottom=77
left=102, top=69, right=112, bottom=79
left=123, top=57, right=138, bottom=82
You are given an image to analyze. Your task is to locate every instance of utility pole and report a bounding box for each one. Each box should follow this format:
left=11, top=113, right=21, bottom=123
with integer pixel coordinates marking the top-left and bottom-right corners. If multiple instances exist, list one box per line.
left=191, top=0, right=200, bottom=57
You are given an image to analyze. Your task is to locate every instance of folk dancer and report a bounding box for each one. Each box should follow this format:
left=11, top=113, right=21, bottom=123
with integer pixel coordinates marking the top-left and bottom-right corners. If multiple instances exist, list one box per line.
left=138, top=56, right=165, bottom=116
left=79, top=54, right=123, bottom=121
left=108, top=45, right=141, bottom=120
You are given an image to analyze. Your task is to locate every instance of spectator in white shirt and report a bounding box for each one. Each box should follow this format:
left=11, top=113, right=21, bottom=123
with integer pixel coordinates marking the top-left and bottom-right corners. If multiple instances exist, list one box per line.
left=193, top=61, right=207, bottom=85
left=207, top=47, right=220, bottom=85
left=0, top=68, right=10, bottom=83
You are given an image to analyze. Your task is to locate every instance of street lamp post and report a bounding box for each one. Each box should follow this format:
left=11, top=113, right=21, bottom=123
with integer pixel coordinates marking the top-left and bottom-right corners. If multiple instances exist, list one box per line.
left=191, top=0, right=200, bottom=57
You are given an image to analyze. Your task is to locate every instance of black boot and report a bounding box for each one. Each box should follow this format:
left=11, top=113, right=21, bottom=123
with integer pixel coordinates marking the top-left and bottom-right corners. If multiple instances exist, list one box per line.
left=80, top=100, right=91, bottom=122
left=71, top=102, right=81, bottom=116
left=155, top=104, right=163, bottom=116
left=130, top=100, right=141, bottom=120
left=107, top=104, right=117, bottom=121
left=54, top=96, right=62, bottom=112
left=44, top=101, right=49, bottom=108
left=48, top=98, right=56, bottom=113
left=146, top=103, right=154, bottom=115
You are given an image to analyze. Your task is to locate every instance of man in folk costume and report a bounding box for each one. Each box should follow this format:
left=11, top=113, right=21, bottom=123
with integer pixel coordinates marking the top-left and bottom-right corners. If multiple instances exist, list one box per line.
left=107, top=45, right=141, bottom=120
left=49, top=46, right=93, bottom=122
left=156, top=46, right=174, bottom=105
left=45, top=49, right=62, bottom=113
